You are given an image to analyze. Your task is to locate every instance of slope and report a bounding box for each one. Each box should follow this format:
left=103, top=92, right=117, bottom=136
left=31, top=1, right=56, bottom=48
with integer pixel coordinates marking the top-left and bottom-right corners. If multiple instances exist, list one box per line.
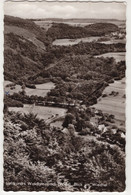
left=4, top=15, right=50, bottom=82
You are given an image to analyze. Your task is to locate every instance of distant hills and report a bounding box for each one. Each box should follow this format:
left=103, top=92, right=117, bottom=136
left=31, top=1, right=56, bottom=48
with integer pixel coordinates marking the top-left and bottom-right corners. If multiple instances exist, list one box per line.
left=4, top=15, right=123, bottom=83
left=31, top=18, right=125, bottom=22
left=47, top=22, right=119, bottom=39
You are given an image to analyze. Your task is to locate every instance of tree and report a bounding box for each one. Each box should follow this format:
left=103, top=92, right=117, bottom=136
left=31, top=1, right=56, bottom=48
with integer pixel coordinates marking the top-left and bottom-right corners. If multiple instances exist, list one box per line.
left=110, top=68, right=118, bottom=77
left=68, top=124, right=75, bottom=136
left=62, top=113, right=74, bottom=128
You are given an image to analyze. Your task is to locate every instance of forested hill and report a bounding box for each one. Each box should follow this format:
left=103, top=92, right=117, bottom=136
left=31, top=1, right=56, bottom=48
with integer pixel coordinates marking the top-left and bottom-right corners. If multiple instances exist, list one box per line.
left=4, top=15, right=51, bottom=48
left=4, top=15, right=51, bottom=82
left=47, top=22, right=119, bottom=40
left=4, top=15, right=123, bottom=84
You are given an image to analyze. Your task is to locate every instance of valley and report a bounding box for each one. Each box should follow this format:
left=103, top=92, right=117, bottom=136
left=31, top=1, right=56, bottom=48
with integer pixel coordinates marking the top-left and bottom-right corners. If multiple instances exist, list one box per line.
left=4, top=14, right=126, bottom=192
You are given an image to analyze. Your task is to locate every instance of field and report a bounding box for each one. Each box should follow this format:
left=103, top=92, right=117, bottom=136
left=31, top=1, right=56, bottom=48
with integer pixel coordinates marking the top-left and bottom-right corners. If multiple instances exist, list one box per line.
left=52, top=36, right=100, bottom=46
left=95, top=52, right=125, bottom=62
left=34, top=21, right=52, bottom=31
left=4, top=80, right=13, bottom=87
left=4, top=81, right=55, bottom=97
left=8, top=104, right=67, bottom=122
left=5, top=80, right=65, bottom=125
left=25, top=82, right=55, bottom=97
left=100, top=39, right=126, bottom=44
left=50, top=120, right=64, bottom=128
left=92, top=78, right=125, bottom=123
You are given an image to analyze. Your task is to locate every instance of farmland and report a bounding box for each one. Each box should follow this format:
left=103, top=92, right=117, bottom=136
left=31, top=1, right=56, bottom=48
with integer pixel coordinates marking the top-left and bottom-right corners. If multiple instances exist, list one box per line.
left=53, top=37, right=125, bottom=46
left=8, top=104, right=67, bottom=122
left=95, top=52, right=125, bottom=62
left=4, top=81, right=55, bottom=97
left=52, top=36, right=100, bottom=46
left=92, top=78, right=125, bottom=127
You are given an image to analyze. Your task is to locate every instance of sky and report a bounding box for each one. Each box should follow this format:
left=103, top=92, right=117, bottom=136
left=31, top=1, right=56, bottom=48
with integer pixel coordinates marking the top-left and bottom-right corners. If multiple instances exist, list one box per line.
left=4, top=1, right=126, bottom=20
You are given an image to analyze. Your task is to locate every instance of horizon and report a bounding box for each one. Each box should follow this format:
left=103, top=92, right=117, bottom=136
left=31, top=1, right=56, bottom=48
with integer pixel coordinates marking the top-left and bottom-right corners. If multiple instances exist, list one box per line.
left=4, top=14, right=126, bottom=22
left=4, top=1, right=126, bottom=20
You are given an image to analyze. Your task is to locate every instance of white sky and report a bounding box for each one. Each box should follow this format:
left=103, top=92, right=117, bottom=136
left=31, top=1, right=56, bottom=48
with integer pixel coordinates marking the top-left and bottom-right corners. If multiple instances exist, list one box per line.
left=4, top=1, right=126, bottom=20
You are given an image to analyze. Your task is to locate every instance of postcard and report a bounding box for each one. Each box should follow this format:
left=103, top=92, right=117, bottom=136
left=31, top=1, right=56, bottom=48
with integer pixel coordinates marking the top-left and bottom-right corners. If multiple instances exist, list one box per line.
left=1, top=0, right=130, bottom=193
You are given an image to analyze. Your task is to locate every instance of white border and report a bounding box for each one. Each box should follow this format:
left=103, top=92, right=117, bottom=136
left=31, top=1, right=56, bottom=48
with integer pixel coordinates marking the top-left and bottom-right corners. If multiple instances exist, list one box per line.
left=0, top=0, right=4, bottom=193
left=1, top=0, right=131, bottom=195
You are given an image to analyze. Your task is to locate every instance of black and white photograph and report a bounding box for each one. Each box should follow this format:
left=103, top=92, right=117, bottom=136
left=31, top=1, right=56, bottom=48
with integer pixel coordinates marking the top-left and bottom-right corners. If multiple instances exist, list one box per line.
left=3, top=0, right=126, bottom=192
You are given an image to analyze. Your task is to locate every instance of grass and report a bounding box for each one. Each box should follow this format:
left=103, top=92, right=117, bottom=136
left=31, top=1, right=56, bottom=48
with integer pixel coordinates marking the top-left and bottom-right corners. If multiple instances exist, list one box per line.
left=52, top=36, right=100, bottom=46
left=95, top=52, right=125, bottom=63
left=92, top=78, right=125, bottom=122
left=4, top=81, right=55, bottom=97
left=8, top=104, right=67, bottom=121
left=34, top=21, right=52, bottom=31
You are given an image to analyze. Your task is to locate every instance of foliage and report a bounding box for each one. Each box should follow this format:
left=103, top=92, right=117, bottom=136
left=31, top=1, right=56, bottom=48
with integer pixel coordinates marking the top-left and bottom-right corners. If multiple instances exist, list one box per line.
left=4, top=95, right=23, bottom=108
left=4, top=112, right=125, bottom=191
left=4, top=16, right=125, bottom=83
left=4, top=16, right=126, bottom=192
left=40, top=54, right=125, bottom=105
left=4, top=15, right=51, bottom=82
left=47, top=22, right=119, bottom=40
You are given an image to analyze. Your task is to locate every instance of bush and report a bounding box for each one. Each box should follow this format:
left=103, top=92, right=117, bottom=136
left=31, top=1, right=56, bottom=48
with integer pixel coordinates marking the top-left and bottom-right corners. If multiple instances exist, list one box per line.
left=79, top=128, right=91, bottom=135
left=102, top=94, right=107, bottom=97
left=4, top=96, right=23, bottom=107
left=25, top=83, right=36, bottom=89
left=4, top=111, right=125, bottom=191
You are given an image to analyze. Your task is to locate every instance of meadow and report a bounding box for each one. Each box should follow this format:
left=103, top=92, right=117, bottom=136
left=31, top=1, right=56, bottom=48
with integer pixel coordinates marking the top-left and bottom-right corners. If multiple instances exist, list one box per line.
left=4, top=81, right=55, bottom=97
left=95, top=52, right=125, bottom=62
left=52, top=36, right=100, bottom=46
left=92, top=78, right=125, bottom=122
left=8, top=104, right=67, bottom=122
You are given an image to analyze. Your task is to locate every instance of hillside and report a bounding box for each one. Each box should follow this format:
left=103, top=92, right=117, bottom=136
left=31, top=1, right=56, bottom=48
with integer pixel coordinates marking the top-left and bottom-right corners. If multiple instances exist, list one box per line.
left=47, top=22, right=119, bottom=40
left=4, top=16, right=123, bottom=83
left=4, top=15, right=51, bottom=82
left=85, top=23, right=119, bottom=34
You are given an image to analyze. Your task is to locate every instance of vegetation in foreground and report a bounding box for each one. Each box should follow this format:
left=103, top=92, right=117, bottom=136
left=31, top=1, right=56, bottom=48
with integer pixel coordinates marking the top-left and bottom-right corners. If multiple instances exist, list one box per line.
left=4, top=111, right=125, bottom=192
